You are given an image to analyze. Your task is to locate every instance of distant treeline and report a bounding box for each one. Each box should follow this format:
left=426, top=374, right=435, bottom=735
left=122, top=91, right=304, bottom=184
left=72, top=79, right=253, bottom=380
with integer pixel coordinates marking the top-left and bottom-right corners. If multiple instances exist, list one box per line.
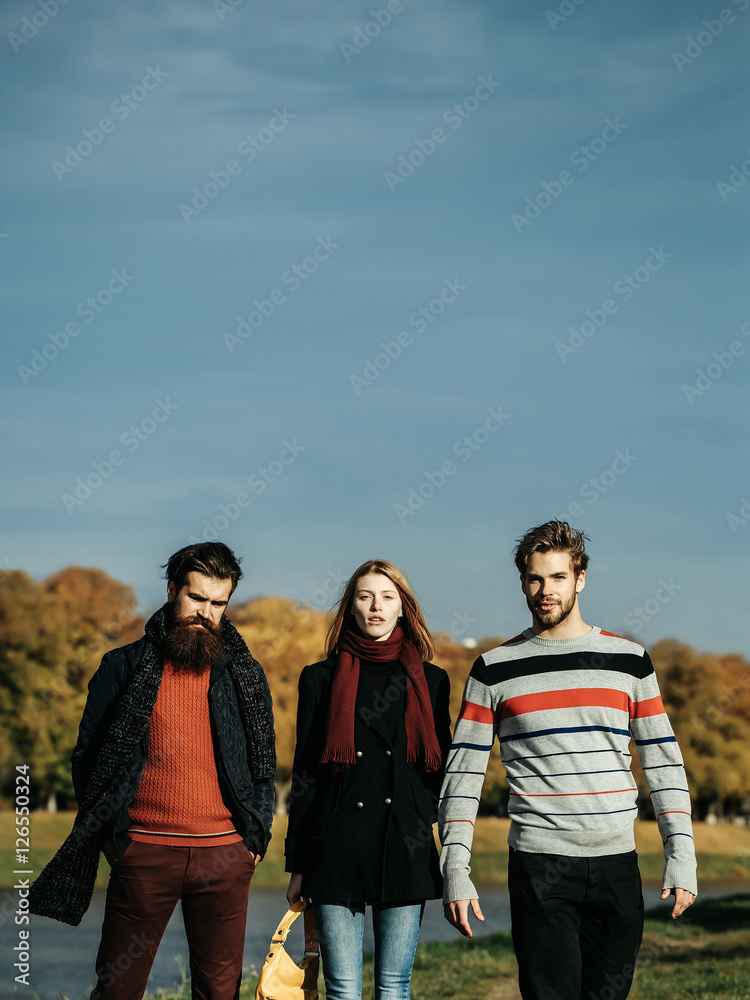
left=1, top=567, right=749, bottom=818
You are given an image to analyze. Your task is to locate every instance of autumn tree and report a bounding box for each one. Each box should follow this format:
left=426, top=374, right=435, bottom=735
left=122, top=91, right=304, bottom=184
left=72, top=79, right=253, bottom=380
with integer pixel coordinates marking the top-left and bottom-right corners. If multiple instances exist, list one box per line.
left=0, top=571, right=83, bottom=804
left=233, top=596, right=329, bottom=808
left=42, top=566, right=142, bottom=686
left=4, top=564, right=750, bottom=821
left=649, top=639, right=750, bottom=818
left=0, top=567, right=143, bottom=807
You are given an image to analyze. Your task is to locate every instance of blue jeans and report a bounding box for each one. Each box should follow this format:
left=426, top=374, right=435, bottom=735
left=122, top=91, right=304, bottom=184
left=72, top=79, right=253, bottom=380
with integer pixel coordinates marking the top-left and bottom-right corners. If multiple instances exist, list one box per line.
left=312, top=902, right=423, bottom=1000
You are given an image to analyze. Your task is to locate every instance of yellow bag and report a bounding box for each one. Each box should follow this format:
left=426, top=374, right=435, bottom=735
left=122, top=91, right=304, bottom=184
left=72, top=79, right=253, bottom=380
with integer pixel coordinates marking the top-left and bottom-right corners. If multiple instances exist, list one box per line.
left=255, top=900, right=319, bottom=1000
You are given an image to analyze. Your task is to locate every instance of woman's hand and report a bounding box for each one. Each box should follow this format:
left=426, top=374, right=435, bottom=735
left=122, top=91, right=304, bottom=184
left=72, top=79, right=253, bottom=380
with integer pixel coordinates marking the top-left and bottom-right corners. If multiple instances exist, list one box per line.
left=286, top=872, right=306, bottom=907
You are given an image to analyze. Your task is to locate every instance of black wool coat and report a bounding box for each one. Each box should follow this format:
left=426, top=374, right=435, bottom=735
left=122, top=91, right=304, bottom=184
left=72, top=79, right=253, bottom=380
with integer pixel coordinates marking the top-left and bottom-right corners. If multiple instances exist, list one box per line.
left=285, top=657, right=452, bottom=905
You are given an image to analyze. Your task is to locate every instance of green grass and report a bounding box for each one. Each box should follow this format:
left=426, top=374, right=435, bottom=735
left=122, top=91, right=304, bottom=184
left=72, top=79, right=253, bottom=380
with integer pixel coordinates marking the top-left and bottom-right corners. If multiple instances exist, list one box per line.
left=9, top=816, right=750, bottom=998
left=632, top=895, right=750, bottom=1000
left=267, top=896, right=750, bottom=1000
left=401, top=932, right=517, bottom=1000
left=210, top=934, right=519, bottom=1000
left=464, top=850, right=750, bottom=887
left=52, top=896, right=749, bottom=1000
left=0, top=812, right=291, bottom=889
left=5, top=813, right=750, bottom=890
left=4, top=846, right=741, bottom=893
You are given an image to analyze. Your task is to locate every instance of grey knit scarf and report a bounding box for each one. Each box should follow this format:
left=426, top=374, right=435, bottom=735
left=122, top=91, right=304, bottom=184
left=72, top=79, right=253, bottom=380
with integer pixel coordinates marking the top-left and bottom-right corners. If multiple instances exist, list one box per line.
left=28, top=604, right=275, bottom=926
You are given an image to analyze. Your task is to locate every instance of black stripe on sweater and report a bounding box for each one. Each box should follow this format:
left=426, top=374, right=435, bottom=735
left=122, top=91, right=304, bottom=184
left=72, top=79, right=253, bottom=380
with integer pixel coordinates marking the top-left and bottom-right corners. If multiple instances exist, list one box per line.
left=472, top=650, right=651, bottom=685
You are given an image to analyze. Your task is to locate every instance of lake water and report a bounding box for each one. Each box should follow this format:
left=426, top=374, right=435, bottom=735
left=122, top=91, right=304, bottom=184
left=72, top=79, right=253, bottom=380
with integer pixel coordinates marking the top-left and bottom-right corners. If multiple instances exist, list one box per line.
left=0, top=886, right=727, bottom=1000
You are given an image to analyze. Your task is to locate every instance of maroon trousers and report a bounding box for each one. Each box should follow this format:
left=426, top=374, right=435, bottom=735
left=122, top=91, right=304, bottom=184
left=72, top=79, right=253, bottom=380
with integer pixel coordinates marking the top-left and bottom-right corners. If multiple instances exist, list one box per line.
left=91, top=841, right=256, bottom=1000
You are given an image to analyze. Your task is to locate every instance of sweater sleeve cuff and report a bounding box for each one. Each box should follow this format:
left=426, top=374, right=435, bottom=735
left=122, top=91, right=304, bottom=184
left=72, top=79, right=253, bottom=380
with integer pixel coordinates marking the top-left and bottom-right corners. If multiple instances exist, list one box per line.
left=662, top=857, right=697, bottom=898
left=443, top=868, right=479, bottom=906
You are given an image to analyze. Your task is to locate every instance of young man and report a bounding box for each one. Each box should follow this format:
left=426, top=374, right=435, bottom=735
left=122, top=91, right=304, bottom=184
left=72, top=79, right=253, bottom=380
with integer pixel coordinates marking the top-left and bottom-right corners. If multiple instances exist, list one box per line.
left=439, top=521, right=696, bottom=1000
left=30, top=542, right=276, bottom=1000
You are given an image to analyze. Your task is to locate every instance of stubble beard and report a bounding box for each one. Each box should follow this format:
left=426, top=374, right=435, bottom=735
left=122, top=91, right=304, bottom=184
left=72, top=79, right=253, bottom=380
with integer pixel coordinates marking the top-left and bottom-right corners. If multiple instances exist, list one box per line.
left=529, top=593, right=576, bottom=631
left=163, top=602, right=224, bottom=671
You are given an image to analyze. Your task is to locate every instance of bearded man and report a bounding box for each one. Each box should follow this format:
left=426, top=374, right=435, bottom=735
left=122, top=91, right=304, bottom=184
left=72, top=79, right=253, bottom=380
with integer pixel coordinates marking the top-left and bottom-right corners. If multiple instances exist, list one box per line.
left=29, top=543, right=276, bottom=1000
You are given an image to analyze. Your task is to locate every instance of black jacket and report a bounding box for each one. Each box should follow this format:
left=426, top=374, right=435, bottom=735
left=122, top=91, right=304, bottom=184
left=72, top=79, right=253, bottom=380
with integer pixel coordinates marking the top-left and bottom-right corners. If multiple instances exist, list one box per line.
left=71, top=636, right=276, bottom=858
left=285, top=657, right=451, bottom=905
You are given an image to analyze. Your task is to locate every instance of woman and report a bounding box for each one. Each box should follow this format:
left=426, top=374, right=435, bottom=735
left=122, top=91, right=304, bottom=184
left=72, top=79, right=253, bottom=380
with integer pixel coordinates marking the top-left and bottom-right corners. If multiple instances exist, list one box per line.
left=285, top=559, right=452, bottom=1000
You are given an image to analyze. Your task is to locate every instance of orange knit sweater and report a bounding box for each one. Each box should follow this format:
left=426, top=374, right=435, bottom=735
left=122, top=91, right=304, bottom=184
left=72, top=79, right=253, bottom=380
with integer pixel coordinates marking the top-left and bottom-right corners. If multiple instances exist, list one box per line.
left=129, top=661, right=242, bottom=847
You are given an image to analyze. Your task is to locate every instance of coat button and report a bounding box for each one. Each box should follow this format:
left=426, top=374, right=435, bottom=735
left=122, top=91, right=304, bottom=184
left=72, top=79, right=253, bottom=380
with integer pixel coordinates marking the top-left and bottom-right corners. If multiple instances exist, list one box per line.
left=384, top=798, right=392, bottom=805
left=356, top=751, right=363, bottom=758
left=385, top=750, right=392, bottom=757
left=355, top=801, right=364, bottom=809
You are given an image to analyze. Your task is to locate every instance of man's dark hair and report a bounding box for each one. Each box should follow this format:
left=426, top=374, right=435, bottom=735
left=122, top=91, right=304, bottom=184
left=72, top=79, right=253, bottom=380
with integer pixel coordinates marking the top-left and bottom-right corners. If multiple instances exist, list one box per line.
left=513, top=520, right=590, bottom=578
left=164, top=543, right=243, bottom=595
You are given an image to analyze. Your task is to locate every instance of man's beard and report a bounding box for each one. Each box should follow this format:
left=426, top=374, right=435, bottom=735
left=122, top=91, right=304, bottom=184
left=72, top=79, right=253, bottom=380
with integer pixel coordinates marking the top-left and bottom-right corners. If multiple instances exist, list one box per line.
left=528, top=592, right=576, bottom=630
left=163, top=603, right=224, bottom=671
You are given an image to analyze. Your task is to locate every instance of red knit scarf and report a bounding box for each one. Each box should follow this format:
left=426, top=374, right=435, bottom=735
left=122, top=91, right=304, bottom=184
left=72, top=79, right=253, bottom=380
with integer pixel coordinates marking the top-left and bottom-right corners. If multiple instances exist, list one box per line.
left=320, top=626, right=442, bottom=772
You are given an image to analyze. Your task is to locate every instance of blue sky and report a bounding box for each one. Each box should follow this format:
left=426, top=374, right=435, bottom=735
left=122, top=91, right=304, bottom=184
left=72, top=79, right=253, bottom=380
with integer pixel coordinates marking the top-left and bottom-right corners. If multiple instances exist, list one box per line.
left=2, top=0, right=749, bottom=655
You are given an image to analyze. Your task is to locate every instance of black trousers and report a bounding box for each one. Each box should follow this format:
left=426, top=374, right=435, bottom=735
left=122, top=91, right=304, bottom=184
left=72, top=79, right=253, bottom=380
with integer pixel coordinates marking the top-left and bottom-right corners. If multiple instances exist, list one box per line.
left=508, top=848, right=644, bottom=1000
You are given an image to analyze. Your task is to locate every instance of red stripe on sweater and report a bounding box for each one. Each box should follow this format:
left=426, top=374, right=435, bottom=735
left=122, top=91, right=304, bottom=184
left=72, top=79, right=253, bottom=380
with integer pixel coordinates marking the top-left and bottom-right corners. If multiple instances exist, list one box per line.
left=510, top=787, right=636, bottom=798
left=500, top=687, right=630, bottom=720
left=630, top=695, right=665, bottom=719
left=600, top=629, right=643, bottom=648
left=459, top=700, right=495, bottom=725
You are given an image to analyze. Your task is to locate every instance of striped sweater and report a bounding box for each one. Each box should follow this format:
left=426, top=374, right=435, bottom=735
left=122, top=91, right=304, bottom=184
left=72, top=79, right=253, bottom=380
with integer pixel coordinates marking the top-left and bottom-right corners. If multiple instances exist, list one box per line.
left=439, top=627, right=697, bottom=903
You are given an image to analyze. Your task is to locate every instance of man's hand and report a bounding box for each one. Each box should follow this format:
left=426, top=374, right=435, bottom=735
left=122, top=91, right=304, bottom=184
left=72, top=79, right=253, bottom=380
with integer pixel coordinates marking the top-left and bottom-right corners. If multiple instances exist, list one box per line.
left=443, top=898, right=484, bottom=938
left=101, top=839, right=118, bottom=866
left=661, top=886, right=696, bottom=919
